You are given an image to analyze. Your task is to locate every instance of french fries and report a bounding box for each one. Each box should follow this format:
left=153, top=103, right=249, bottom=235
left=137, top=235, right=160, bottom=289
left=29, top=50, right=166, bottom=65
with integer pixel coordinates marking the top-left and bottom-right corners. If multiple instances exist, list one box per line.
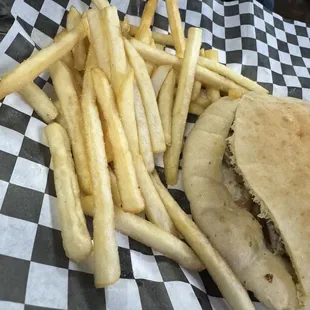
left=114, top=206, right=203, bottom=271
left=50, top=60, right=92, bottom=195
left=124, top=39, right=166, bottom=153
left=158, top=69, right=176, bottom=145
left=67, top=7, right=87, bottom=71
left=135, top=0, right=158, bottom=40
left=134, top=155, right=178, bottom=235
left=133, top=82, right=155, bottom=173
left=129, top=39, right=248, bottom=93
left=18, top=82, right=58, bottom=124
left=108, top=166, right=122, bottom=208
left=45, top=123, right=92, bottom=262
left=165, top=0, right=185, bottom=57
left=191, top=49, right=205, bottom=101
left=189, top=102, right=205, bottom=116
left=0, top=22, right=86, bottom=99
left=198, top=53, right=267, bottom=94
left=92, top=68, right=145, bottom=214
left=151, top=65, right=172, bottom=98
left=116, top=70, right=139, bottom=158
left=102, top=6, right=128, bottom=93
left=54, top=29, right=75, bottom=69
left=81, top=53, right=120, bottom=287
left=192, top=89, right=211, bottom=108
left=87, top=9, right=110, bottom=79
left=164, top=28, right=202, bottom=185
left=129, top=24, right=175, bottom=46
left=151, top=172, right=254, bottom=310
left=92, top=0, right=110, bottom=9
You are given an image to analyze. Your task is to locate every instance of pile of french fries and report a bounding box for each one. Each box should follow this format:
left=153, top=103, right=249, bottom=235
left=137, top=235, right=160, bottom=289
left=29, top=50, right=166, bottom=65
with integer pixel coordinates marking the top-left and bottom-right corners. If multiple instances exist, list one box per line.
left=0, top=0, right=268, bottom=307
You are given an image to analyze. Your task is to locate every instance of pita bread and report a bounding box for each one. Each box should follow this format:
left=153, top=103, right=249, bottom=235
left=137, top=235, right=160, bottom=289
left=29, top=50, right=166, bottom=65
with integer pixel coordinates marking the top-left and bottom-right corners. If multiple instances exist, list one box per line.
left=231, top=93, right=310, bottom=305
left=183, top=96, right=298, bottom=309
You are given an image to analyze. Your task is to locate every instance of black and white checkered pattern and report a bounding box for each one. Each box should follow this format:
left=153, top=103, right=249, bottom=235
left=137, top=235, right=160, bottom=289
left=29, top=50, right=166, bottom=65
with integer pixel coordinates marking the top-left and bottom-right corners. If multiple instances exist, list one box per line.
left=0, top=0, right=309, bottom=309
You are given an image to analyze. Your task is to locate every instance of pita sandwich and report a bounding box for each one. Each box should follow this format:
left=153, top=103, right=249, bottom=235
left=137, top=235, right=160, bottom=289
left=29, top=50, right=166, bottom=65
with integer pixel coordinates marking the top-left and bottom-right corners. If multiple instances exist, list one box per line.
left=183, top=93, right=310, bottom=309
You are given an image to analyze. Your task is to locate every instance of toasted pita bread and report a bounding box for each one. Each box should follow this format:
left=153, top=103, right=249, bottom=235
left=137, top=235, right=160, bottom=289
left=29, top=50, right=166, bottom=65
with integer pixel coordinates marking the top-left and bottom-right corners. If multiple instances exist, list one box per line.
left=183, top=96, right=298, bottom=309
left=231, top=93, right=310, bottom=306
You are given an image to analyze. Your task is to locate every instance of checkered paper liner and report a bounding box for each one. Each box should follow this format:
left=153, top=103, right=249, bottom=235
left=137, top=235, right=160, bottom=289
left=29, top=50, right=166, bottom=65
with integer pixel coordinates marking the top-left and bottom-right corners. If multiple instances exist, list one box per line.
left=0, top=0, right=309, bottom=309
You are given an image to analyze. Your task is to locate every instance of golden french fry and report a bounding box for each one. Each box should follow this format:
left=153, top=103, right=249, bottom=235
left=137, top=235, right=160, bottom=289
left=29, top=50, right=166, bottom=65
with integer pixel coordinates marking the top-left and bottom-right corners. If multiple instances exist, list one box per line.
left=67, top=7, right=87, bottom=71
left=151, top=172, right=255, bottom=310
left=102, top=6, right=127, bottom=93
left=18, top=82, right=58, bottom=124
left=87, top=9, right=110, bottom=78
left=116, top=70, right=139, bottom=158
left=50, top=60, right=92, bottom=195
left=81, top=58, right=120, bottom=287
left=158, top=68, right=175, bottom=145
left=135, top=0, right=158, bottom=40
left=192, top=89, right=211, bottom=108
left=114, top=206, right=203, bottom=270
left=124, top=39, right=165, bottom=153
left=135, top=154, right=178, bottom=235
left=54, top=29, right=75, bottom=69
left=164, top=28, right=202, bottom=185
left=81, top=195, right=94, bottom=216
left=129, top=24, right=175, bottom=46
left=121, top=17, right=131, bottom=39
left=92, top=0, right=110, bottom=9
left=0, top=22, right=86, bottom=99
left=198, top=53, right=268, bottom=94
left=165, top=0, right=185, bottom=57
left=189, top=102, right=205, bottom=116
left=45, top=123, right=92, bottom=262
left=204, top=50, right=221, bottom=103
left=108, top=166, right=122, bottom=208
left=191, top=49, right=205, bottom=101
left=155, top=43, right=165, bottom=50
left=92, top=68, right=145, bottom=214
left=228, top=88, right=245, bottom=99
left=133, top=82, right=155, bottom=173
left=54, top=100, right=67, bottom=129
left=151, top=65, right=172, bottom=98
left=129, top=39, right=247, bottom=93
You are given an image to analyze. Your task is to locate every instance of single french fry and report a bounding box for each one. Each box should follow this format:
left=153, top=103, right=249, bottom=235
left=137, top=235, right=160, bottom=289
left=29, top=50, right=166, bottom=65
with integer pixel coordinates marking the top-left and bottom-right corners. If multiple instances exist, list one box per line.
left=121, top=17, right=132, bottom=39
left=129, top=39, right=247, bottom=93
left=92, top=68, right=144, bottom=214
left=151, top=172, right=255, bottom=310
left=81, top=195, right=95, bottom=216
left=191, top=49, right=205, bottom=101
left=124, top=39, right=165, bottom=153
left=129, top=24, right=175, bottom=46
left=54, top=100, right=67, bottom=129
left=92, top=0, right=110, bottom=9
left=67, top=7, right=87, bottom=71
left=133, top=82, right=155, bottom=173
left=102, top=6, right=127, bottom=93
left=54, top=29, right=75, bottom=69
left=192, top=89, right=211, bottom=108
left=135, top=155, right=178, bottom=235
left=115, top=206, right=203, bottom=270
left=151, top=65, right=172, bottom=98
left=0, top=22, right=86, bottom=99
left=198, top=53, right=268, bottom=94
left=87, top=9, right=110, bottom=78
left=135, top=0, right=158, bottom=40
left=18, top=82, right=58, bottom=124
left=45, top=123, right=92, bottom=262
left=228, top=88, right=245, bottom=99
left=164, top=28, right=202, bottom=185
left=155, top=43, right=165, bottom=50
left=204, top=50, right=221, bottom=103
left=165, top=0, right=185, bottom=57
left=50, top=60, right=92, bottom=195
left=189, top=102, right=205, bottom=116
left=108, top=166, right=122, bottom=208
left=158, top=68, right=175, bottom=145
left=117, top=70, right=139, bottom=158
left=81, top=57, right=120, bottom=287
